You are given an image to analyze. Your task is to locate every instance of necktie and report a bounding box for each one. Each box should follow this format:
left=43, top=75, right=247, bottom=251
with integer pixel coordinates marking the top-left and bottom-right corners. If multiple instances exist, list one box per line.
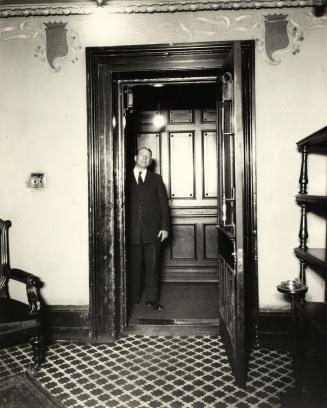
left=138, top=171, right=143, bottom=185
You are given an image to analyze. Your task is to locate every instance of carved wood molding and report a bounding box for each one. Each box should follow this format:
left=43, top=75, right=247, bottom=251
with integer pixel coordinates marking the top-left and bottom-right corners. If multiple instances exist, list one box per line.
left=0, top=0, right=319, bottom=18
left=0, top=6, right=93, bottom=18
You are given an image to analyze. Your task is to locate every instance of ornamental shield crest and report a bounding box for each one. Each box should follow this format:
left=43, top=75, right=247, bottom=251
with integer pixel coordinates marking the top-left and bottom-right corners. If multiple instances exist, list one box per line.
left=45, top=22, right=68, bottom=70
left=264, top=14, right=289, bottom=63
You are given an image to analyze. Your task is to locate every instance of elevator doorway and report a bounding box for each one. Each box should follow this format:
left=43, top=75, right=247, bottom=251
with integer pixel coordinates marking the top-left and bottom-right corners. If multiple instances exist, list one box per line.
left=124, top=81, right=220, bottom=330
left=86, top=41, right=257, bottom=386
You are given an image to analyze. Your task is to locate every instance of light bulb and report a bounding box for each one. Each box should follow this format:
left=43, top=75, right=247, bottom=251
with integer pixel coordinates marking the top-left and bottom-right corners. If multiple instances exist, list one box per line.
left=153, top=112, right=165, bottom=128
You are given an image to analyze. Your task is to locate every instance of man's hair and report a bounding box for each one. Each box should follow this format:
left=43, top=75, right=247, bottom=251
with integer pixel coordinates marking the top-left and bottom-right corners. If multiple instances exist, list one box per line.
left=136, top=146, right=152, bottom=157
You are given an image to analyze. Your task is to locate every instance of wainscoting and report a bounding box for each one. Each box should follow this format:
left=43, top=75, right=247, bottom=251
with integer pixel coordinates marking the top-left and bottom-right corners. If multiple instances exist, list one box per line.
left=46, top=305, right=89, bottom=342
left=257, top=309, right=293, bottom=350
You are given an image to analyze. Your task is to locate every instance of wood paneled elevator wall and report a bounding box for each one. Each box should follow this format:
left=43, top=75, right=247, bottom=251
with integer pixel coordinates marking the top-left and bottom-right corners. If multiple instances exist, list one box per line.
left=125, top=82, right=218, bottom=282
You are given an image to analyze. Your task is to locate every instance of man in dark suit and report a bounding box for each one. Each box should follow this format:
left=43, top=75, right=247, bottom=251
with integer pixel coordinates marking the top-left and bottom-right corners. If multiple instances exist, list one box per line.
left=127, top=147, right=169, bottom=310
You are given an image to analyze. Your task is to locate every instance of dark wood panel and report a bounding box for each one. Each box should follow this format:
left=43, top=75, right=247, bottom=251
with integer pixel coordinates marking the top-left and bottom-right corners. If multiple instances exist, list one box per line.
left=162, top=216, right=218, bottom=281
left=204, top=224, right=218, bottom=259
left=202, top=109, right=216, bottom=123
left=218, top=254, right=236, bottom=339
left=170, top=224, right=196, bottom=259
left=162, top=269, right=218, bottom=282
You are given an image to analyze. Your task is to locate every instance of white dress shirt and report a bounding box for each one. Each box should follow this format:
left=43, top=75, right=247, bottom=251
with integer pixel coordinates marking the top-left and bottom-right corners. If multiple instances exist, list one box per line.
left=133, top=168, right=147, bottom=183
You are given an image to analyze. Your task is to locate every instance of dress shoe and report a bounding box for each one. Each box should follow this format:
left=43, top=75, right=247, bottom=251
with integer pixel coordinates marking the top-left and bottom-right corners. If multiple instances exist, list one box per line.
left=145, top=301, right=163, bottom=311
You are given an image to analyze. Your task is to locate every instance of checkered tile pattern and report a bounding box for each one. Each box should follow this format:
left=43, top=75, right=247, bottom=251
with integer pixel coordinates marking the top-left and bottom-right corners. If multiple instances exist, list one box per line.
left=0, top=336, right=294, bottom=408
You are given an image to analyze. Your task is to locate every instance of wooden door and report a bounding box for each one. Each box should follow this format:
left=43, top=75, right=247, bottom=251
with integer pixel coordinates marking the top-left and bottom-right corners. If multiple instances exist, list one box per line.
left=217, top=42, right=247, bottom=387
left=129, top=83, right=218, bottom=283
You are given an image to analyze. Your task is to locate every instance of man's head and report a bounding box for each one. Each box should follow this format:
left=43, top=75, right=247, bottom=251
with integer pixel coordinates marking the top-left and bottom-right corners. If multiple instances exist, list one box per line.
left=134, top=147, right=152, bottom=170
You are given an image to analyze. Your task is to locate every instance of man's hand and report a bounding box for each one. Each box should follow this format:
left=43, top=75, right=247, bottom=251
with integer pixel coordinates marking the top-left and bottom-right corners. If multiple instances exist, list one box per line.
left=158, top=230, right=169, bottom=242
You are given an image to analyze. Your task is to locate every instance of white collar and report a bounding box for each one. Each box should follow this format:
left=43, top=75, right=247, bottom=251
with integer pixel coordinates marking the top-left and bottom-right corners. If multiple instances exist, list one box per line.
left=133, top=167, right=147, bottom=181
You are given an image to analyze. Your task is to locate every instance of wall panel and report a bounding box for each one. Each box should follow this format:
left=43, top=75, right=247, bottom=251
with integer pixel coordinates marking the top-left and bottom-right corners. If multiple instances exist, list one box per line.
left=169, top=132, right=194, bottom=199
left=204, top=224, right=218, bottom=259
left=137, top=132, right=161, bottom=173
left=170, top=224, right=196, bottom=259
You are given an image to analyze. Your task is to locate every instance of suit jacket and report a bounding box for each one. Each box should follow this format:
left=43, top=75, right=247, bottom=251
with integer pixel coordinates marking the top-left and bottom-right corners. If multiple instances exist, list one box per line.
left=127, top=170, right=169, bottom=244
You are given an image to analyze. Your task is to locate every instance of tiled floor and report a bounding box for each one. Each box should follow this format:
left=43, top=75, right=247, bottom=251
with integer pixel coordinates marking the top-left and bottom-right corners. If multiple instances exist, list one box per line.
left=0, top=336, right=294, bottom=408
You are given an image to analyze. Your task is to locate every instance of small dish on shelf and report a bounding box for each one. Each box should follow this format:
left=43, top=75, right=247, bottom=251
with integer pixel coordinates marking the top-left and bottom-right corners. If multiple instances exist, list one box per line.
left=277, top=278, right=307, bottom=295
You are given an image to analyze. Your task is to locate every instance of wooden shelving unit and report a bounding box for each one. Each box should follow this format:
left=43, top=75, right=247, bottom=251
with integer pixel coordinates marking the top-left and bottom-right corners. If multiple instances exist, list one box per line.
left=292, top=126, right=327, bottom=404
left=296, top=194, right=327, bottom=205
left=293, top=248, right=327, bottom=271
left=296, top=125, right=327, bottom=148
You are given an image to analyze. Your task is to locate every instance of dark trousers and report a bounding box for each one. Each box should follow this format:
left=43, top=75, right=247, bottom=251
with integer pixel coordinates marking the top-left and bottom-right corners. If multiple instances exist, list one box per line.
left=129, top=240, right=161, bottom=303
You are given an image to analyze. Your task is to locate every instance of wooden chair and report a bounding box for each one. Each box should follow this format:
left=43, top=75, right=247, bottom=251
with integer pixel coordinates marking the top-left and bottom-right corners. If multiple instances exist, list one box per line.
left=0, top=219, right=45, bottom=369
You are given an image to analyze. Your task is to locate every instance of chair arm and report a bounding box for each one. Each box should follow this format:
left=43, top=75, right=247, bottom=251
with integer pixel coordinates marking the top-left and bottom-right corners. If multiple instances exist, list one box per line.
left=6, top=268, right=42, bottom=287
left=6, top=268, right=43, bottom=315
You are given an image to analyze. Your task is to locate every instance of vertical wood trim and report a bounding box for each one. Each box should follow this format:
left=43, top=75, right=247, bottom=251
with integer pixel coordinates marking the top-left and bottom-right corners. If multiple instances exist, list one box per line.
left=241, top=41, right=259, bottom=347
left=87, top=57, right=116, bottom=343
left=115, top=80, right=127, bottom=336
left=202, top=130, right=217, bottom=199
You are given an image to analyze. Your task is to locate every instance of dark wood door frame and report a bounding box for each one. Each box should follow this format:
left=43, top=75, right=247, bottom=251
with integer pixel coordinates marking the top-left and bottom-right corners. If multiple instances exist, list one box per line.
left=86, top=41, right=258, bottom=344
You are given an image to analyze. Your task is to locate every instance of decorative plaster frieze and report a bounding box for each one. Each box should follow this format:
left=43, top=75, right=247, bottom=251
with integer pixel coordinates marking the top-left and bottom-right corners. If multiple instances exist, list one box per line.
left=0, top=0, right=320, bottom=18
left=0, top=20, right=41, bottom=40
left=0, top=10, right=326, bottom=69
left=123, top=13, right=262, bottom=43
left=0, top=20, right=82, bottom=71
left=122, top=10, right=326, bottom=63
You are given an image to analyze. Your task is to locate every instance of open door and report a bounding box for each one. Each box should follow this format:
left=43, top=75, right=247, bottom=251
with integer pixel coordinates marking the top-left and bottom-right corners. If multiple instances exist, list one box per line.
left=217, top=42, right=247, bottom=387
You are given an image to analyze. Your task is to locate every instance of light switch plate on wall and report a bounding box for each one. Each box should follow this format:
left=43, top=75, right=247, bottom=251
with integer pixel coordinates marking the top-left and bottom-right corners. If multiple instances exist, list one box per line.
left=30, top=173, right=46, bottom=188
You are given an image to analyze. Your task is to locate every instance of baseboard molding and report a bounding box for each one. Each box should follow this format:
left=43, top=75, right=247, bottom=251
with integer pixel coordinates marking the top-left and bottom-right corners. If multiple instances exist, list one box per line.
left=45, top=305, right=293, bottom=347
left=257, top=309, right=293, bottom=350
left=45, top=305, right=90, bottom=342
